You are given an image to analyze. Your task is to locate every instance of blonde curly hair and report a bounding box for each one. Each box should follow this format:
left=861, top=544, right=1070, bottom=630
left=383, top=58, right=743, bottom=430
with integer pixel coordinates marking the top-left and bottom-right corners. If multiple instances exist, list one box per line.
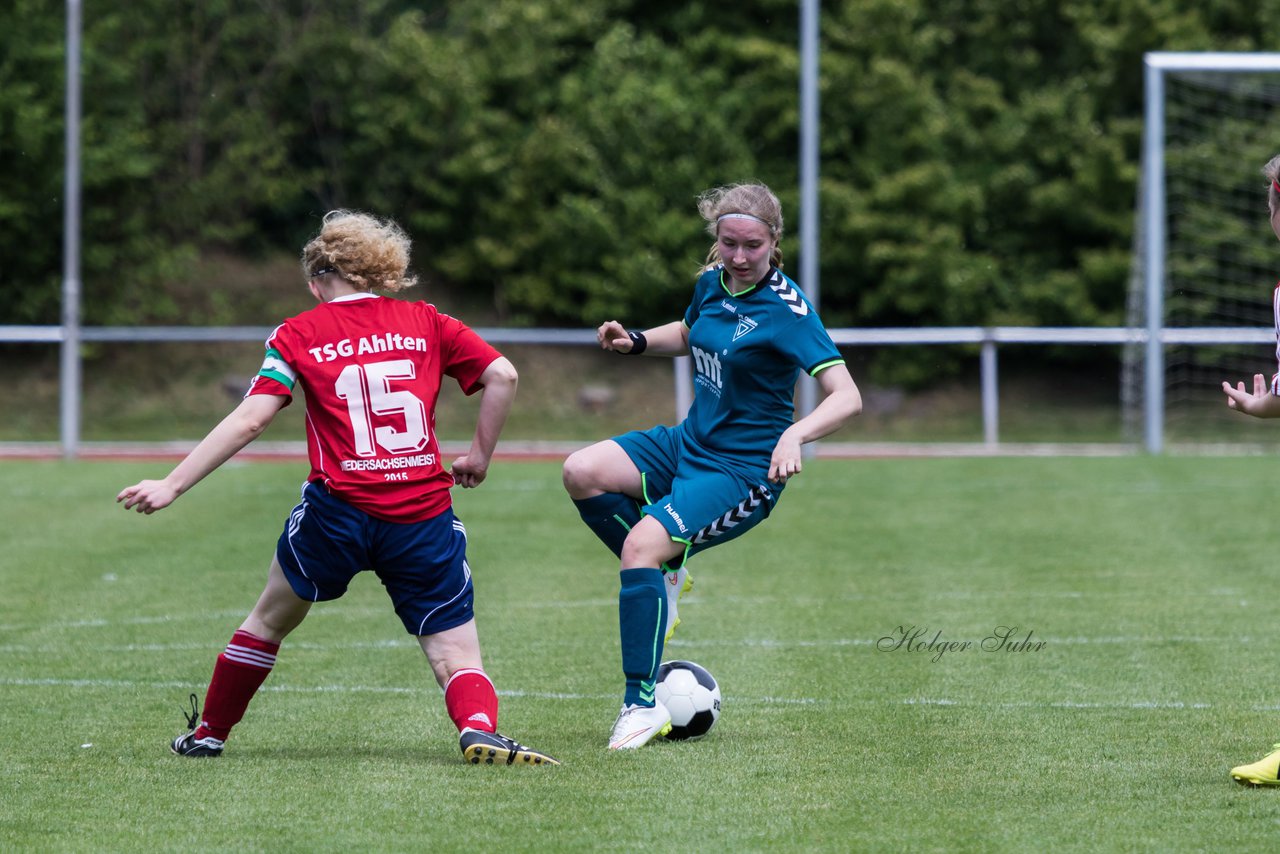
left=696, top=183, right=784, bottom=274
left=300, top=210, right=418, bottom=292
left=1265, top=154, right=1280, bottom=210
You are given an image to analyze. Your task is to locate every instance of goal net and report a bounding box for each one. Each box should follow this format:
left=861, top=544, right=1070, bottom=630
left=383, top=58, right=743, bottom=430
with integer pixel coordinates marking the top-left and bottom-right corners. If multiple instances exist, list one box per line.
left=1123, top=54, right=1280, bottom=445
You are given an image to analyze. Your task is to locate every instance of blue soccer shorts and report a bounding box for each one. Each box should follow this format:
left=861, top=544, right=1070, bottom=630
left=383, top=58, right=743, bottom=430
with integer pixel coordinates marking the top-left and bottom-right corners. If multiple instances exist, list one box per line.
left=612, top=423, right=778, bottom=566
left=275, top=481, right=475, bottom=636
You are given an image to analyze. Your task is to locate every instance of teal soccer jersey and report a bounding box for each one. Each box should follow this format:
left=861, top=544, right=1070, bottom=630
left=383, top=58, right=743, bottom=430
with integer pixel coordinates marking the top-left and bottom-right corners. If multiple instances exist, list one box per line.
left=681, top=265, right=844, bottom=461
left=610, top=264, right=845, bottom=558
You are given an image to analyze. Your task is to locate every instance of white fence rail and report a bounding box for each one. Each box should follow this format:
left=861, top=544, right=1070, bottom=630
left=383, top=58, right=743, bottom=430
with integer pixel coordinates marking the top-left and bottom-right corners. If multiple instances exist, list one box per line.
left=2, top=325, right=1273, bottom=457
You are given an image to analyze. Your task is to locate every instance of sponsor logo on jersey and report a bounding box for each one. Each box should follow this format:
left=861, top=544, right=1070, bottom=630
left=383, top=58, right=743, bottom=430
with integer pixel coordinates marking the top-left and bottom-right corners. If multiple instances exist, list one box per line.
left=732, top=315, right=758, bottom=342
left=720, top=299, right=738, bottom=314
left=691, top=345, right=723, bottom=396
left=340, top=452, right=437, bottom=472
left=307, top=333, right=429, bottom=363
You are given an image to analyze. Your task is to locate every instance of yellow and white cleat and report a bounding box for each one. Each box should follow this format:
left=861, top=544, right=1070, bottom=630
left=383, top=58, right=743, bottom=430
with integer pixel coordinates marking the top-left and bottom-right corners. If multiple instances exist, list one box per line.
left=1231, top=744, right=1280, bottom=786
left=663, top=567, right=694, bottom=642
left=608, top=702, right=672, bottom=750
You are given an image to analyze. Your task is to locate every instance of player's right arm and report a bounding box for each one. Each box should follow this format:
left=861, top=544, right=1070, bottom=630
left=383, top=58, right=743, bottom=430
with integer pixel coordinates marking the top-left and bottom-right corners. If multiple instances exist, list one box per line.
left=450, top=356, right=518, bottom=489
left=116, top=393, right=288, bottom=513
left=597, top=319, right=689, bottom=356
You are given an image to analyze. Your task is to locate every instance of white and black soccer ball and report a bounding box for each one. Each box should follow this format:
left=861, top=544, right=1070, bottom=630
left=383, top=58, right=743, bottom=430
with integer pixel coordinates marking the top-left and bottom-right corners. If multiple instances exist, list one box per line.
left=655, top=659, right=721, bottom=740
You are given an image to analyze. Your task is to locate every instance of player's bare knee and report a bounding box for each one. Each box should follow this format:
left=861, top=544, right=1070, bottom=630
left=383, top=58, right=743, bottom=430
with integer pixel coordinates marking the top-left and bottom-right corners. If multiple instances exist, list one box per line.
left=620, top=524, right=671, bottom=568
left=619, top=542, right=651, bottom=568
left=562, top=449, right=599, bottom=498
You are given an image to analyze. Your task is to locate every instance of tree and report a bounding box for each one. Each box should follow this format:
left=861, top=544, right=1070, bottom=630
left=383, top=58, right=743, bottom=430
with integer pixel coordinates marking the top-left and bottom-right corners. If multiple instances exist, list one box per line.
left=5, top=0, right=1278, bottom=385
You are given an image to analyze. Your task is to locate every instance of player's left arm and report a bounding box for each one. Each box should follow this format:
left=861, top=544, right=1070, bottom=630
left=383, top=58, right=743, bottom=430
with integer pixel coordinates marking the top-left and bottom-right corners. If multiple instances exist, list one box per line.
left=768, top=364, right=862, bottom=483
left=117, top=393, right=288, bottom=513
left=451, top=356, right=518, bottom=488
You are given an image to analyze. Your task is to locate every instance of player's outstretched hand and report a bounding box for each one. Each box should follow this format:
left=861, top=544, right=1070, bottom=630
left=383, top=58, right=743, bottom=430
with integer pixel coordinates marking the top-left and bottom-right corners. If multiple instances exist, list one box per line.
left=1222, top=373, right=1280, bottom=418
left=597, top=320, right=634, bottom=353
left=116, top=480, right=179, bottom=514
left=450, top=455, right=489, bottom=489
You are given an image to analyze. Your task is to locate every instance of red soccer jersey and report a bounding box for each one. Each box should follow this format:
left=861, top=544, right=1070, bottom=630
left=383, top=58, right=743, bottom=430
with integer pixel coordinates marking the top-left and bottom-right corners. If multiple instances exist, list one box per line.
left=246, top=292, right=502, bottom=522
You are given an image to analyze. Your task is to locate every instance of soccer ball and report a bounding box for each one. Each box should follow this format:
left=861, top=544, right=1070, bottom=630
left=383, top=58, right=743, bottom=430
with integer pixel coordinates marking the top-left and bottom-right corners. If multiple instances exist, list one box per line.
left=655, top=660, right=721, bottom=740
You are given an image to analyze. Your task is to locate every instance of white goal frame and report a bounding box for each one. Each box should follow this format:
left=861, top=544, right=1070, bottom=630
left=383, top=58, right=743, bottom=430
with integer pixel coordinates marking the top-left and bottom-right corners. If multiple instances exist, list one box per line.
left=1141, top=52, right=1280, bottom=452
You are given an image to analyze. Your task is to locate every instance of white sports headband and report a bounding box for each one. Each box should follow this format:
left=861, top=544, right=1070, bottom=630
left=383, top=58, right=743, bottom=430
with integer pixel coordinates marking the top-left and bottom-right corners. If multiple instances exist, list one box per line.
left=717, top=212, right=771, bottom=228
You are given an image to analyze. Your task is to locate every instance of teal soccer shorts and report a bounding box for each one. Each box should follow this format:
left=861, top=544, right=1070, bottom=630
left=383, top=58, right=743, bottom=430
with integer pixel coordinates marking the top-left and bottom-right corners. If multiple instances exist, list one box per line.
left=612, top=423, right=778, bottom=565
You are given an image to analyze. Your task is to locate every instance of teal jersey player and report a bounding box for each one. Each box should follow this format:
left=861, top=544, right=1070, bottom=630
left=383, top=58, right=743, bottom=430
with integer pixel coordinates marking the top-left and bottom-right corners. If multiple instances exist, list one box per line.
left=611, top=264, right=844, bottom=559
left=682, top=264, right=845, bottom=462
left=563, top=183, right=863, bottom=752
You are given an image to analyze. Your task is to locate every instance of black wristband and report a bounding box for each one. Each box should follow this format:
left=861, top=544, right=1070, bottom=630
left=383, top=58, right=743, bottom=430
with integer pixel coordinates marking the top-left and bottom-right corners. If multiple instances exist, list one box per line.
left=621, top=331, right=647, bottom=355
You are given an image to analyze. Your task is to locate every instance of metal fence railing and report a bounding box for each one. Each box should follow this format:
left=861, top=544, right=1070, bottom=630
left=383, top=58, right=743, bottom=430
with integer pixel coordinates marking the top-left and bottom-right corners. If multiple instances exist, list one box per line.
left=2, top=325, right=1273, bottom=457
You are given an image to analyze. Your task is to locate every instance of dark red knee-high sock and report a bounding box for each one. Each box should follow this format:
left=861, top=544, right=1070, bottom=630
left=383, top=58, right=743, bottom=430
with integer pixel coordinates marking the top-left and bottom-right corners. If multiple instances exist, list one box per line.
left=444, top=668, right=498, bottom=733
left=193, top=630, right=279, bottom=742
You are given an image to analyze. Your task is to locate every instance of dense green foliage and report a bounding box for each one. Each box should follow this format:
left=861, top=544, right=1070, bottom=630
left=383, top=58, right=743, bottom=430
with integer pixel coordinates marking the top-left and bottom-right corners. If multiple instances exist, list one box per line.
left=2, top=1, right=1274, bottom=347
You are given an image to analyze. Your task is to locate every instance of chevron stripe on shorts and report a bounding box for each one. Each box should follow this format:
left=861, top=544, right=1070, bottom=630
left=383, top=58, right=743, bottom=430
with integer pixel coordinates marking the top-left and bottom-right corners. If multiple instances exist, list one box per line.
left=689, top=484, right=773, bottom=545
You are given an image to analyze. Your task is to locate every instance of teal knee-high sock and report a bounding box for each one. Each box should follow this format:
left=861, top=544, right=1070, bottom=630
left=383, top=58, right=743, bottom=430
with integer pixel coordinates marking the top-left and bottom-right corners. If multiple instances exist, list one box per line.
left=573, top=493, right=642, bottom=559
left=618, top=567, right=667, bottom=707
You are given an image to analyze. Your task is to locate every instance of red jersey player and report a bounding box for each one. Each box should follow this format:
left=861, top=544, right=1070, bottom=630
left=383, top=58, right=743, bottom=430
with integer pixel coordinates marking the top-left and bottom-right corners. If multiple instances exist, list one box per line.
left=117, top=210, right=558, bottom=766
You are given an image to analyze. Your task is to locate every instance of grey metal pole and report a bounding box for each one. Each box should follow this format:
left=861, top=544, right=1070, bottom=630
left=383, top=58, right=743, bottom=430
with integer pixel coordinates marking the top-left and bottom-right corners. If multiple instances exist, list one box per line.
left=797, top=0, right=820, bottom=451
left=674, top=355, right=693, bottom=422
left=981, top=337, right=998, bottom=446
left=1142, top=57, right=1165, bottom=454
left=60, top=0, right=83, bottom=459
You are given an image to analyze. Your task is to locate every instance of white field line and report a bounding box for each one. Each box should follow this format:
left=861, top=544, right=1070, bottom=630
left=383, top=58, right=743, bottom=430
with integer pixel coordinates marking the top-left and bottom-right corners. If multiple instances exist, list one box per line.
left=684, top=635, right=1262, bottom=647
left=0, top=676, right=1255, bottom=712
left=0, top=676, right=816, bottom=706
left=898, top=697, right=1218, bottom=711
left=0, top=633, right=1261, bottom=653
left=0, top=631, right=1264, bottom=713
left=0, top=640, right=414, bottom=653
left=0, top=582, right=1254, bottom=634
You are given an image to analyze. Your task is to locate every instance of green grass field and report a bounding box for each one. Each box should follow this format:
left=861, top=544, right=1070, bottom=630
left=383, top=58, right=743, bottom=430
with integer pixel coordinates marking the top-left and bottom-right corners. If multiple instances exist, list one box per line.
left=6, top=455, right=1280, bottom=851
